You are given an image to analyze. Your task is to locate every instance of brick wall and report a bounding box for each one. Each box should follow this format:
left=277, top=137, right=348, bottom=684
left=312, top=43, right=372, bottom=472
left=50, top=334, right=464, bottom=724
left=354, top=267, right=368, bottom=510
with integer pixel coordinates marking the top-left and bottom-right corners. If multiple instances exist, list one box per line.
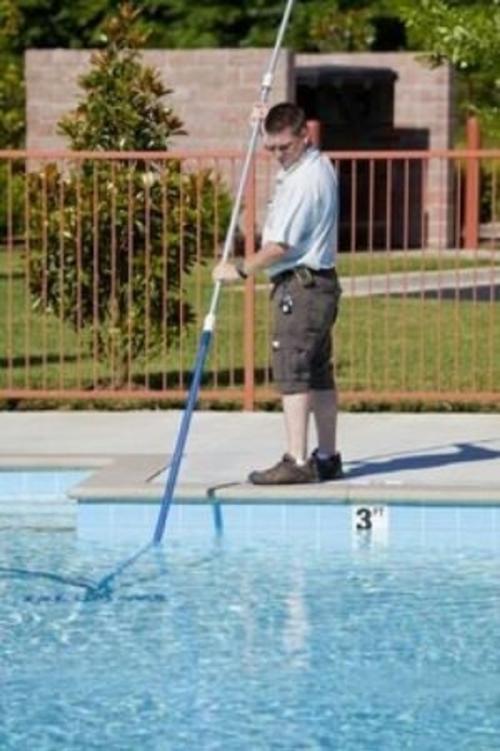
left=25, top=48, right=455, bottom=248
left=25, top=48, right=293, bottom=152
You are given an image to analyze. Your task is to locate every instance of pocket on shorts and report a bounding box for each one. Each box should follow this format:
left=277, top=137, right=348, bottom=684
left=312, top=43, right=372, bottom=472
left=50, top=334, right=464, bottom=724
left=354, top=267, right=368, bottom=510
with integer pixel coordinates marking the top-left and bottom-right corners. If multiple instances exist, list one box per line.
left=304, top=285, right=338, bottom=337
left=272, top=341, right=310, bottom=388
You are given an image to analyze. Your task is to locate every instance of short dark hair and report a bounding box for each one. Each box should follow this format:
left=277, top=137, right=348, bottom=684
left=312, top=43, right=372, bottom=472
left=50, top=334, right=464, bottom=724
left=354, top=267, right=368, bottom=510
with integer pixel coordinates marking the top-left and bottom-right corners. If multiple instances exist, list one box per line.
left=264, top=102, right=307, bottom=136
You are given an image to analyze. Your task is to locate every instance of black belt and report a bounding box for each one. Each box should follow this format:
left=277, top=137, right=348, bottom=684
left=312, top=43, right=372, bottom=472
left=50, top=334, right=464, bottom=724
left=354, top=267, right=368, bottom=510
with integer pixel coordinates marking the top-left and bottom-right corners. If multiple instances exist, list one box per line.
left=271, top=266, right=336, bottom=287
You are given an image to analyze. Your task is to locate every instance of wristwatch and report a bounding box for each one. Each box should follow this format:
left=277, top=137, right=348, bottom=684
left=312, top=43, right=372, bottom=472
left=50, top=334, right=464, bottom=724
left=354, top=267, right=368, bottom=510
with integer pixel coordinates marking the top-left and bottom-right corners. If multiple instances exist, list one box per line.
left=235, top=258, right=248, bottom=279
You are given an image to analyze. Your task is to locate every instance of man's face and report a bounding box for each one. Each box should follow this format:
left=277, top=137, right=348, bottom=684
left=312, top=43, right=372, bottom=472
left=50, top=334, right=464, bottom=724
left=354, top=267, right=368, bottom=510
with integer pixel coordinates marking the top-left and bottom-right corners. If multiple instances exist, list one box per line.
left=263, top=125, right=308, bottom=170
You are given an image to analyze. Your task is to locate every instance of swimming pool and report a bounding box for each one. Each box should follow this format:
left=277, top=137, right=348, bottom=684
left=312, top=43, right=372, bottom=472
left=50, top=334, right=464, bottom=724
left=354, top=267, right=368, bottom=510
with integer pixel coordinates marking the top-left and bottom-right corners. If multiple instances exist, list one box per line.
left=1, top=472, right=499, bottom=750
left=0, top=469, right=90, bottom=530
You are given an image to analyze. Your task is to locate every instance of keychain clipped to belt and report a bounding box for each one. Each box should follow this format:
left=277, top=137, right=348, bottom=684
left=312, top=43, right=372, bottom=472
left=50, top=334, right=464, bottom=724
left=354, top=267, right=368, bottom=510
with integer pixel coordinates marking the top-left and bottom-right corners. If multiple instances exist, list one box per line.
left=280, top=289, right=293, bottom=314
left=278, top=266, right=316, bottom=314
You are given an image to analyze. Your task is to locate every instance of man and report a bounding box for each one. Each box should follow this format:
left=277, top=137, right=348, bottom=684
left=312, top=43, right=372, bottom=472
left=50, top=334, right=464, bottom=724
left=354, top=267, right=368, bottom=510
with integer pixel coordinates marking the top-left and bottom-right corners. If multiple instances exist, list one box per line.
left=213, top=102, right=342, bottom=484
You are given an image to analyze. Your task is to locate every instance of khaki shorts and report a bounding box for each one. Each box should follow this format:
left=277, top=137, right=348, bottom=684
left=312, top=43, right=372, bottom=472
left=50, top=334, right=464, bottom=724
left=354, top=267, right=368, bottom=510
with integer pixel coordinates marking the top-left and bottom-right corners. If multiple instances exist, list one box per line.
left=271, top=268, right=341, bottom=395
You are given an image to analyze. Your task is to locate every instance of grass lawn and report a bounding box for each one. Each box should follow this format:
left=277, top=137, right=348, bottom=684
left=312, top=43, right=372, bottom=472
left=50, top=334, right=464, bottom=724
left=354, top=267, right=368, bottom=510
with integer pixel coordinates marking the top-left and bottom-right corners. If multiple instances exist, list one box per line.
left=0, top=246, right=498, bottom=404
left=335, top=251, right=498, bottom=277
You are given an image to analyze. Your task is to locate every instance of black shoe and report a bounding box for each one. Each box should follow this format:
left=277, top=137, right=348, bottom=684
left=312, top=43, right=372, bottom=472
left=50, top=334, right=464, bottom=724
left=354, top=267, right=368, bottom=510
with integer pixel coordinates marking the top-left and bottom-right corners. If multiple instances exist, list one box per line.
left=248, top=454, right=319, bottom=485
left=311, top=449, right=343, bottom=481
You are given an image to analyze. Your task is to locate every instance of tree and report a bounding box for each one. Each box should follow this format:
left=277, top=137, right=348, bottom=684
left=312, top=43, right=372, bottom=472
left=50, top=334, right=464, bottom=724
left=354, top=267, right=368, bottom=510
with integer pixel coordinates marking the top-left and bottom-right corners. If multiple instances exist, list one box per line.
left=28, top=3, right=231, bottom=384
left=0, top=0, right=112, bottom=52
left=397, top=0, right=500, bottom=139
left=0, top=57, right=24, bottom=147
left=0, top=0, right=114, bottom=147
left=57, top=5, right=185, bottom=149
left=2, top=0, right=499, bottom=144
left=286, top=0, right=406, bottom=53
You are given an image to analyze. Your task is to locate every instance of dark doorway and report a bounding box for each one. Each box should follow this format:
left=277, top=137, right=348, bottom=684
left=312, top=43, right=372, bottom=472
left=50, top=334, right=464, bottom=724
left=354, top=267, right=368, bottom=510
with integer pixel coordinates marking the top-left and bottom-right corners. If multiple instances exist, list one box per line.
left=297, top=66, right=430, bottom=250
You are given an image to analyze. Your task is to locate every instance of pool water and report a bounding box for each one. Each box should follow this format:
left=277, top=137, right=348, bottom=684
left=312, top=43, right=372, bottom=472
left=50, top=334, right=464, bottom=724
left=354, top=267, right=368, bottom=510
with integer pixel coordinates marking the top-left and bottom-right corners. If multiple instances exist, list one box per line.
left=0, top=470, right=89, bottom=499
left=1, top=499, right=500, bottom=750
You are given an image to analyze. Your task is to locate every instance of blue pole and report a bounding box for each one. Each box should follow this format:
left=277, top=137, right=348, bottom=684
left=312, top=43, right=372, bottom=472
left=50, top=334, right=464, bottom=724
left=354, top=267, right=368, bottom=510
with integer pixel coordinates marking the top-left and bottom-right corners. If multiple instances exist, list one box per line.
left=152, top=0, right=297, bottom=545
left=153, top=329, right=212, bottom=544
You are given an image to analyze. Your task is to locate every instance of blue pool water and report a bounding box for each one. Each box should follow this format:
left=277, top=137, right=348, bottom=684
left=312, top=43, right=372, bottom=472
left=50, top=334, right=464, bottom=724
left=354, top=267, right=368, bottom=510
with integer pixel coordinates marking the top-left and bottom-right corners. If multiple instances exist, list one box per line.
left=0, top=469, right=88, bottom=499
left=1, top=473, right=500, bottom=750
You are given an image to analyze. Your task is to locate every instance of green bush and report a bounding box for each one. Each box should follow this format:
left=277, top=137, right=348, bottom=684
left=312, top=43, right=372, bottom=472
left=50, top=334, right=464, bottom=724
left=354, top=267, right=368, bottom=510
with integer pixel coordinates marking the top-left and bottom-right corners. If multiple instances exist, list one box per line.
left=0, top=162, right=24, bottom=239
left=479, top=164, right=500, bottom=223
left=28, top=160, right=229, bottom=370
left=0, top=54, right=24, bottom=148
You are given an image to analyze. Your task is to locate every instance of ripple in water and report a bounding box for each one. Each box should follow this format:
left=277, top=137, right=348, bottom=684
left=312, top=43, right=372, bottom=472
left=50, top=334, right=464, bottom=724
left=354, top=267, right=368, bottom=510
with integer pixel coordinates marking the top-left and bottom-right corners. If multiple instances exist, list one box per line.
left=1, top=530, right=499, bottom=751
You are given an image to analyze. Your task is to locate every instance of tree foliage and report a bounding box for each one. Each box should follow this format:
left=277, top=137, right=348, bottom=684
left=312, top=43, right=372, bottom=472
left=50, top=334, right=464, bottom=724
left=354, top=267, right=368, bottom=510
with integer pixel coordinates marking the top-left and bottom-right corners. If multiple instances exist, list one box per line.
left=1, top=0, right=500, bottom=144
left=0, top=0, right=112, bottom=52
left=291, top=0, right=405, bottom=53
left=0, top=0, right=404, bottom=55
left=397, top=0, right=500, bottom=138
left=58, top=5, right=185, bottom=150
left=0, top=55, right=24, bottom=147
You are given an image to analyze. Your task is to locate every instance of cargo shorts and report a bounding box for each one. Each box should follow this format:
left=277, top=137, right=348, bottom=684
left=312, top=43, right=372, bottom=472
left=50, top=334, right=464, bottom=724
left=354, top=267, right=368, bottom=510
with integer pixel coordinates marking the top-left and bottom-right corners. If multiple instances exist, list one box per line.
left=270, top=267, right=341, bottom=395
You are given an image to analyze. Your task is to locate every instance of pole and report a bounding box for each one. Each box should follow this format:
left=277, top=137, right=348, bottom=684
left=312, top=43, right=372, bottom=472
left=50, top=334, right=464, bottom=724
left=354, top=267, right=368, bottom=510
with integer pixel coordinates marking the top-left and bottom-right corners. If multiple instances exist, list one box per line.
left=152, top=0, right=297, bottom=545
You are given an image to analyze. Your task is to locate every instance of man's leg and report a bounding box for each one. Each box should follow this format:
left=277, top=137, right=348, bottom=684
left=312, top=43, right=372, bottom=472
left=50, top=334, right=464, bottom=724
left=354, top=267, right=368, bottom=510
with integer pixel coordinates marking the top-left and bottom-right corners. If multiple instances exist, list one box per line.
left=310, top=388, right=337, bottom=455
left=247, top=391, right=317, bottom=484
left=282, top=391, right=311, bottom=463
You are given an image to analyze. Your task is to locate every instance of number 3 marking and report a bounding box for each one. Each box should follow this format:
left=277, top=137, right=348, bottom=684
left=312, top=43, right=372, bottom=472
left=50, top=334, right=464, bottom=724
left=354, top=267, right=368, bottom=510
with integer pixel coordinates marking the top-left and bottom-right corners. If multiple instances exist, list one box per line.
left=356, top=507, right=372, bottom=531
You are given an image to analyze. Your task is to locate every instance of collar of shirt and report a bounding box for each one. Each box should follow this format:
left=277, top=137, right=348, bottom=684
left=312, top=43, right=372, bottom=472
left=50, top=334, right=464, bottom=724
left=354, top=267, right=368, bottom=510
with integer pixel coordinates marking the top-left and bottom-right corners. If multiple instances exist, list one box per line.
left=276, top=145, right=319, bottom=181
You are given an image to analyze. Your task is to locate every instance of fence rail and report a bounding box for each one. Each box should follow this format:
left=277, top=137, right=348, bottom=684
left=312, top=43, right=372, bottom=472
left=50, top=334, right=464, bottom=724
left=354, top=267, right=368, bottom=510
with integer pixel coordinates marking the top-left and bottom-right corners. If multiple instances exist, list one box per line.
left=0, top=149, right=498, bottom=408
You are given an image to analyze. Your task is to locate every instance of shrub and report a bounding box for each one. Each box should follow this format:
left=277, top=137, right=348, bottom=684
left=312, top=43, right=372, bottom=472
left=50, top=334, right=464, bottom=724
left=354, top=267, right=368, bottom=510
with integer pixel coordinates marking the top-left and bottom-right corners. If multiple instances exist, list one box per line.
left=0, top=162, right=24, bottom=239
left=27, top=3, right=231, bottom=383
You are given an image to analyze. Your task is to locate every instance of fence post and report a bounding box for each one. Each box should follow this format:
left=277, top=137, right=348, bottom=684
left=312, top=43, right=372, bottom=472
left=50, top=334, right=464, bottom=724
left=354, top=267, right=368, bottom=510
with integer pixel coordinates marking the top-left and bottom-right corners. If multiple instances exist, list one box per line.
left=243, top=161, right=256, bottom=410
left=464, top=115, right=480, bottom=249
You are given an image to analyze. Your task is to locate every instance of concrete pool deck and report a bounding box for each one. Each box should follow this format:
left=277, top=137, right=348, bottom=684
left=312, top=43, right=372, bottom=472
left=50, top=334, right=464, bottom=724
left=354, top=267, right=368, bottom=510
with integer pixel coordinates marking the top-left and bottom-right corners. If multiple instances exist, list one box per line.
left=0, top=411, right=499, bottom=510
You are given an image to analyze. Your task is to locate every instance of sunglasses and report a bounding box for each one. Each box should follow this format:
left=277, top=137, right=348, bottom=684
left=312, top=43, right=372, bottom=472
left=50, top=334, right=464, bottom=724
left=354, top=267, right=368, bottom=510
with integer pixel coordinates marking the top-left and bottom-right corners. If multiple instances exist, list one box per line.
left=264, top=141, right=295, bottom=154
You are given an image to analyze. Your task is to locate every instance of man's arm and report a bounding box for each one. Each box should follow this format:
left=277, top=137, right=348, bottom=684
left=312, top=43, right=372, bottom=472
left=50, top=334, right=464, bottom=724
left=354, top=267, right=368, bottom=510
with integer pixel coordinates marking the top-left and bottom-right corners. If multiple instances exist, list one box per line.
left=212, top=241, right=287, bottom=283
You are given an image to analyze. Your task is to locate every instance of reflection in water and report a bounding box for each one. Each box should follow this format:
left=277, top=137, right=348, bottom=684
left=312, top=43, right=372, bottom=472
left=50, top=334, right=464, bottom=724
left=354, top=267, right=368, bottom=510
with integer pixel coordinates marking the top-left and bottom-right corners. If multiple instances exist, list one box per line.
left=283, top=564, right=310, bottom=669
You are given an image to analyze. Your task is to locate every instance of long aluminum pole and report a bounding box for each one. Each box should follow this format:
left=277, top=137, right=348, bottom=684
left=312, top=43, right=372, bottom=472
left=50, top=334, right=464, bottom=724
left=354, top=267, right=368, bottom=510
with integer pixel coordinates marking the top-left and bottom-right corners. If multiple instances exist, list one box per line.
left=208, top=0, right=297, bottom=320
left=153, top=0, right=297, bottom=545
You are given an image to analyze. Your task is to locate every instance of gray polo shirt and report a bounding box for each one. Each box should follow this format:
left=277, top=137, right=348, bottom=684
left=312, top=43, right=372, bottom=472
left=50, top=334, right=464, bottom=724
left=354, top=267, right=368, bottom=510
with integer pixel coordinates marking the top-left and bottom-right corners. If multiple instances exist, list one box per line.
left=262, top=146, right=338, bottom=278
